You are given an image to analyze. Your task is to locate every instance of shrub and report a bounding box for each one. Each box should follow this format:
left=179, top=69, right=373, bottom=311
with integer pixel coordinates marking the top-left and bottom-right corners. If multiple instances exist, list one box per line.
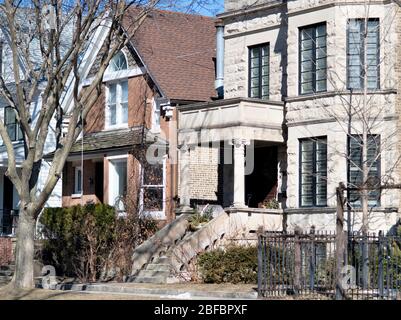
left=197, top=245, right=258, bottom=284
left=39, top=204, right=157, bottom=282
left=188, top=211, right=212, bottom=231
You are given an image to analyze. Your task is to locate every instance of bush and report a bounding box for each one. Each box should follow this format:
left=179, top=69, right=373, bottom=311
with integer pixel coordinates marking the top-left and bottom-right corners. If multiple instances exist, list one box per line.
left=197, top=245, right=258, bottom=284
left=39, top=204, right=157, bottom=282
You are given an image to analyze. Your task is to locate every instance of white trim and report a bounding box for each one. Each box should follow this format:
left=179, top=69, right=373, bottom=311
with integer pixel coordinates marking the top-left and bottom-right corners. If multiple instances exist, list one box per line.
left=151, top=98, right=161, bottom=133
left=106, top=154, right=128, bottom=161
left=140, top=156, right=167, bottom=220
left=61, top=15, right=112, bottom=112
left=108, top=157, right=128, bottom=210
left=73, top=166, right=83, bottom=196
left=82, top=67, right=144, bottom=87
left=105, top=80, right=129, bottom=130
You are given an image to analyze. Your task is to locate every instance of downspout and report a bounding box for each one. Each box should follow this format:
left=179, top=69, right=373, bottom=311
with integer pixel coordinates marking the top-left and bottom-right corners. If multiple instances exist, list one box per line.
left=215, top=19, right=225, bottom=99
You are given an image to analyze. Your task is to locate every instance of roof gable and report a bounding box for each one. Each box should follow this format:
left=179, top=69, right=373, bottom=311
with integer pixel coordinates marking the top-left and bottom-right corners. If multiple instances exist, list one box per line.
left=124, top=9, right=217, bottom=102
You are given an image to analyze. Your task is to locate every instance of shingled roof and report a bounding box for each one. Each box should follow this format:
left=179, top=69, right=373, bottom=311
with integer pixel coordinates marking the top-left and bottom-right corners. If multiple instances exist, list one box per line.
left=124, top=9, right=217, bottom=102
left=45, top=127, right=165, bottom=158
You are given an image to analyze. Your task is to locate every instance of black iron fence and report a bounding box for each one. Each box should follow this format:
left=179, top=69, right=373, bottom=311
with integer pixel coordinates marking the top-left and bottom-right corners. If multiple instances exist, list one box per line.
left=258, top=230, right=401, bottom=300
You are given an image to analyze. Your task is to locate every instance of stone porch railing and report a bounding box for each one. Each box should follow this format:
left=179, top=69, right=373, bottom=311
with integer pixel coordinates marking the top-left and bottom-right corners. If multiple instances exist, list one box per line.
left=129, top=207, right=283, bottom=283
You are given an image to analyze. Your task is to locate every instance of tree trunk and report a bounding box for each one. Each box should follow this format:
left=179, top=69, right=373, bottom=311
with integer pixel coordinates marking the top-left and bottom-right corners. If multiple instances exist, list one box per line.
left=12, top=208, right=36, bottom=289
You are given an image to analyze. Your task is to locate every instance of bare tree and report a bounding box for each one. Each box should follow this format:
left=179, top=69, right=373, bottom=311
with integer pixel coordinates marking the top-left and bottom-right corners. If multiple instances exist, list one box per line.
left=0, top=0, right=222, bottom=290
left=0, top=0, right=158, bottom=290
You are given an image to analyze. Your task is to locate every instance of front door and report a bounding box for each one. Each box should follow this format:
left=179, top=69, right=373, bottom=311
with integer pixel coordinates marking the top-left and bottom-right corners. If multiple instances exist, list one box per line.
left=108, top=158, right=127, bottom=214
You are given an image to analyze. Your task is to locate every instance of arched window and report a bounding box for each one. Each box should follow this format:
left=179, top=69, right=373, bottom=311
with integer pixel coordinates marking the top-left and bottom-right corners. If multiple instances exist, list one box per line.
left=108, top=51, right=128, bottom=72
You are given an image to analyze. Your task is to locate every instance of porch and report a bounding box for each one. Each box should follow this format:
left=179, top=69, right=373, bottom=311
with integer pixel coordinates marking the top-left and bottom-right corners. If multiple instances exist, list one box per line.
left=60, top=128, right=171, bottom=220
left=177, top=97, right=286, bottom=214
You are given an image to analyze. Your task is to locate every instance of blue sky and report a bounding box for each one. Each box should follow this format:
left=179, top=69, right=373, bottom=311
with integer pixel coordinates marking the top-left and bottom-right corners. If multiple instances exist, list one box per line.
left=167, top=0, right=224, bottom=16
left=197, top=0, right=224, bottom=16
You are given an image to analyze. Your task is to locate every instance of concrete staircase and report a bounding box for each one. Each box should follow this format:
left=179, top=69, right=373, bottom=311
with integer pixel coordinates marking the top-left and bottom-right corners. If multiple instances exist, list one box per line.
left=132, top=256, right=174, bottom=284
left=129, top=205, right=232, bottom=284
left=0, top=264, right=14, bottom=286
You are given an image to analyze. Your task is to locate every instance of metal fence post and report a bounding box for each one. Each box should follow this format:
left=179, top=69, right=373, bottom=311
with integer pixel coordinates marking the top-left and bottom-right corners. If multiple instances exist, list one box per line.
left=378, top=231, right=384, bottom=299
left=336, top=183, right=346, bottom=300
left=309, top=227, right=316, bottom=292
left=294, top=227, right=301, bottom=296
left=258, top=234, right=263, bottom=297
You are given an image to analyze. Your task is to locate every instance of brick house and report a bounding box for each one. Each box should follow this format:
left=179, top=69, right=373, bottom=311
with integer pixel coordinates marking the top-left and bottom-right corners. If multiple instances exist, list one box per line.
left=60, top=9, right=216, bottom=223
left=176, top=0, right=401, bottom=233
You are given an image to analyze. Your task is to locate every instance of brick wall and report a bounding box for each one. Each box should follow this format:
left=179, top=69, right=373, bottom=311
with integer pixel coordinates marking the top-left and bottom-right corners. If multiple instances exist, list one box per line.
left=183, top=145, right=220, bottom=202
left=0, top=237, right=13, bottom=266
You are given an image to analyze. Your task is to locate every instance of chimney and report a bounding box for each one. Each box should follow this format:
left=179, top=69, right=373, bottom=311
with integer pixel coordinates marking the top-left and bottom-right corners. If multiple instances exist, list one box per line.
left=215, top=19, right=224, bottom=99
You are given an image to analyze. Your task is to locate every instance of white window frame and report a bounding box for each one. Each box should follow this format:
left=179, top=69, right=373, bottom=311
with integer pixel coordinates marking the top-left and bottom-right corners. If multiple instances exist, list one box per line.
left=73, top=166, right=83, bottom=197
left=140, top=156, right=166, bottom=219
left=105, top=80, right=129, bottom=130
left=107, top=155, right=128, bottom=216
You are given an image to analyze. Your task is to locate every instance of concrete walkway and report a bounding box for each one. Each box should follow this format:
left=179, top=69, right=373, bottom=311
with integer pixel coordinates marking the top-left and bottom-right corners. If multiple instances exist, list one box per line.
left=53, top=283, right=258, bottom=300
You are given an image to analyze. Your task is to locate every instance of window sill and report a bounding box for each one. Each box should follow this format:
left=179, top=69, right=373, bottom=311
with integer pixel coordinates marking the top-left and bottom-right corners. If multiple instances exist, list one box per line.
left=142, top=211, right=165, bottom=220
left=285, top=88, right=397, bottom=103
left=1, top=140, right=23, bottom=147
left=71, top=193, right=82, bottom=199
left=104, top=124, right=129, bottom=131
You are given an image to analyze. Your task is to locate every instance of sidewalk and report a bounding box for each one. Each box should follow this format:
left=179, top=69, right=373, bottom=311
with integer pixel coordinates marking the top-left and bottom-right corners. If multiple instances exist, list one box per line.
left=54, top=282, right=258, bottom=300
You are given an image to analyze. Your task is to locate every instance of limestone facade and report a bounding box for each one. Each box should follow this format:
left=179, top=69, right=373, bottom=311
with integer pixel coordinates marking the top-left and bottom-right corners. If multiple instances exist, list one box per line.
left=214, top=0, right=401, bottom=232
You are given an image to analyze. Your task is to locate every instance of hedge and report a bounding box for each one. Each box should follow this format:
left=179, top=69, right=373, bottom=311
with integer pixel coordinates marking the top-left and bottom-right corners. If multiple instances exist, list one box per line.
left=197, top=245, right=258, bottom=284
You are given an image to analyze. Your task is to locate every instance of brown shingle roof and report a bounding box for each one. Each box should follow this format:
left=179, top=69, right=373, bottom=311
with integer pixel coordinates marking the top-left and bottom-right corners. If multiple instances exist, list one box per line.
left=44, top=127, right=166, bottom=158
left=124, top=9, right=217, bottom=102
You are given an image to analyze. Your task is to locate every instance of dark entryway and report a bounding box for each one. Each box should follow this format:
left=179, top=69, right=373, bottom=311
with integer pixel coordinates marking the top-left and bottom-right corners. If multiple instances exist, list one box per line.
left=245, top=145, right=278, bottom=208
left=2, top=176, right=14, bottom=234
left=95, top=161, right=104, bottom=203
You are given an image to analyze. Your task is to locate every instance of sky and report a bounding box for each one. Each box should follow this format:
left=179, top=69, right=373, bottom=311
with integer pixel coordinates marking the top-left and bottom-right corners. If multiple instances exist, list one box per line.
left=165, top=0, right=224, bottom=17
left=197, top=0, right=225, bottom=16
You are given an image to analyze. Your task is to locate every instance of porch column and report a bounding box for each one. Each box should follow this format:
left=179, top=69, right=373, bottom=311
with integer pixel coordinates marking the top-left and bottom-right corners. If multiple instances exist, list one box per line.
left=178, top=143, right=192, bottom=212
left=231, top=138, right=250, bottom=208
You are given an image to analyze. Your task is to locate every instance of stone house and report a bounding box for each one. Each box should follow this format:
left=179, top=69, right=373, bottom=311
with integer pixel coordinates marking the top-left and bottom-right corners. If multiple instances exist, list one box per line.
left=176, top=0, right=401, bottom=234
left=58, top=9, right=216, bottom=223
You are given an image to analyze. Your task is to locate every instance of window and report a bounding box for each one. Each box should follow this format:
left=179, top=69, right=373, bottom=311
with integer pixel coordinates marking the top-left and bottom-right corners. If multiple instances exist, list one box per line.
left=249, top=44, right=269, bottom=99
left=348, top=135, right=380, bottom=207
left=106, top=81, right=128, bottom=128
left=299, top=137, right=327, bottom=207
left=74, top=166, right=82, bottom=195
left=4, top=107, right=23, bottom=142
left=141, top=159, right=165, bottom=217
left=299, top=23, right=327, bottom=94
left=347, top=19, right=380, bottom=90
left=108, top=51, right=128, bottom=72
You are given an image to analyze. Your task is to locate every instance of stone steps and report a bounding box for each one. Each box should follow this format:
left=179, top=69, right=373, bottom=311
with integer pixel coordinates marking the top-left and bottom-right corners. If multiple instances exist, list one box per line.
left=0, top=264, right=15, bottom=279
left=145, top=263, right=171, bottom=272
left=132, top=276, right=168, bottom=284
left=136, top=269, right=170, bottom=278
left=0, top=270, right=13, bottom=277
left=0, top=276, right=12, bottom=285
left=129, top=207, right=227, bottom=284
